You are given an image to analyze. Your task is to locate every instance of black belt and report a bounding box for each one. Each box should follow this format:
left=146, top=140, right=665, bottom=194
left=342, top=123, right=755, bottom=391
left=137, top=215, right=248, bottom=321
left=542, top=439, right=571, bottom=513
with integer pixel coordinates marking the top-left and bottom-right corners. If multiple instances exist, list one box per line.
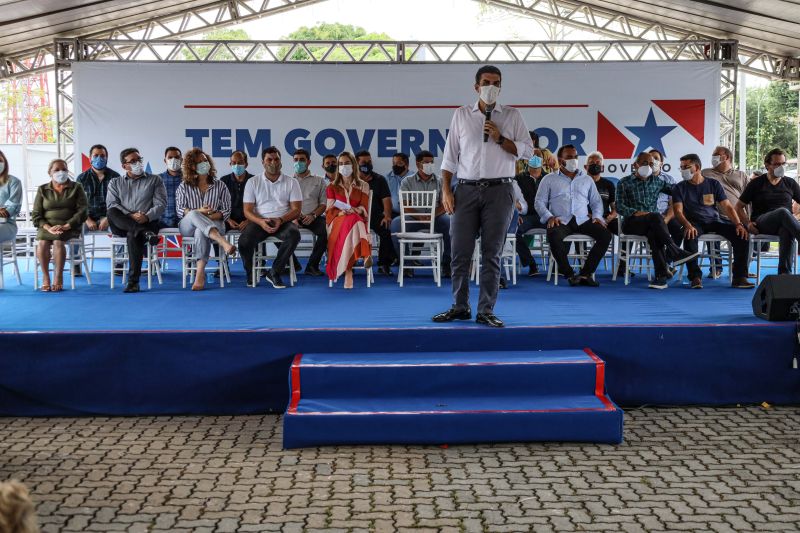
left=458, top=178, right=513, bottom=187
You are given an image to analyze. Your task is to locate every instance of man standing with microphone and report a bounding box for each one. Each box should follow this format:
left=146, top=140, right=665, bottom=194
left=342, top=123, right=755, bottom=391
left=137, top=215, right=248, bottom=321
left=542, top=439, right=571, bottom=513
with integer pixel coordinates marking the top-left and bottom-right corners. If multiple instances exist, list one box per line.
left=432, top=65, right=533, bottom=327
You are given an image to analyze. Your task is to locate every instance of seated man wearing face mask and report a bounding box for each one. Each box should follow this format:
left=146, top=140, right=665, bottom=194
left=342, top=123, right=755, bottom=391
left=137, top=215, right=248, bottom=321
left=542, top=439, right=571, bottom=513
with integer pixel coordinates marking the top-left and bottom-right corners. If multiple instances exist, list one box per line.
left=158, top=147, right=183, bottom=229
left=534, top=144, right=612, bottom=287
left=386, top=152, right=415, bottom=218
left=513, top=151, right=546, bottom=276
left=390, top=151, right=452, bottom=278
left=672, top=153, right=753, bottom=290
left=220, top=150, right=254, bottom=232
left=106, top=148, right=167, bottom=293
left=615, top=152, right=698, bottom=290
left=649, top=149, right=682, bottom=247
left=735, top=148, right=800, bottom=276
left=292, top=148, right=328, bottom=276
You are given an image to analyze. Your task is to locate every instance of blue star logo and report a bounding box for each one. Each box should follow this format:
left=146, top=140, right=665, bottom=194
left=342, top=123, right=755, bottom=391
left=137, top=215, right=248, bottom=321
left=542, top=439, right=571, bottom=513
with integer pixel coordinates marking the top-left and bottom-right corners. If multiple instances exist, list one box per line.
left=626, top=108, right=676, bottom=156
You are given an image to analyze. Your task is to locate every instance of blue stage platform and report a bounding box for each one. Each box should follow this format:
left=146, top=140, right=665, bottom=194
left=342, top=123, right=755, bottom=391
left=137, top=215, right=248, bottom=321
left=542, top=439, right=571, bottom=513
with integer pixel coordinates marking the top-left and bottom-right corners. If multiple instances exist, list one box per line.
left=1, top=259, right=798, bottom=416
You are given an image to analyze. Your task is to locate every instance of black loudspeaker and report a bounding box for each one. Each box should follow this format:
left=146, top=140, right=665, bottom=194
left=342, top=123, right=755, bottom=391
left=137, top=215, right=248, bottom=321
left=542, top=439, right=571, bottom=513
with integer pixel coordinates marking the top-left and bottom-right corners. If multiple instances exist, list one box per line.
left=752, top=275, right=800, bottom=320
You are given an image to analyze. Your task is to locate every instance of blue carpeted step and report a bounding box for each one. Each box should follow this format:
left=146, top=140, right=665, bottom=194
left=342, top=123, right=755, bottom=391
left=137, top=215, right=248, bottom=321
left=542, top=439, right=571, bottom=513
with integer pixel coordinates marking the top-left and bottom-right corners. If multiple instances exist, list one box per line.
left=283, top=349, right=624, bottom=448
left=294, top=350, right=600, bottom=399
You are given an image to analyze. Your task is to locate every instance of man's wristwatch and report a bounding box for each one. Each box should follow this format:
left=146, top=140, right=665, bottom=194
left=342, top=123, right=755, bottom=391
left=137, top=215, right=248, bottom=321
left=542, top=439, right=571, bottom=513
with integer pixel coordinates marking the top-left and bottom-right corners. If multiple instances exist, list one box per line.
left=495, top=135, right=505, bottom=145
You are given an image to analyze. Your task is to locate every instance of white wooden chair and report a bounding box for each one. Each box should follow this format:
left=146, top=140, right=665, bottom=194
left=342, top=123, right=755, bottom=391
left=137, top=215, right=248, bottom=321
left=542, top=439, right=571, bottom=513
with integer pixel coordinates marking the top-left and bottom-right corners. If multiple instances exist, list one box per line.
left=252, top=238, right=298, bottom=287
left=396, top=190, right=442, bottom=287
left=156, top=228, right=181, bottom=272
left=676, top=233, right=732, bottom=284
left=109, top=237, right=162, bottom=289
left=613, top=217, right=654, bottom=285
left=546, top=234, right=595, bottom=285
left=34, top=237, right=92, bottom=290
left=180, top=236, right=231, bottom=288
left=0, top=239, right=22, bottom=289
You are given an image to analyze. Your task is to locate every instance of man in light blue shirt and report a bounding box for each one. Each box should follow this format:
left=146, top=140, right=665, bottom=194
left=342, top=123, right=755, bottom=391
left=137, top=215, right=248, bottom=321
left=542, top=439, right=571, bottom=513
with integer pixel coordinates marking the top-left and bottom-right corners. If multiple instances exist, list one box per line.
left=534, top=144, right=612, bottom=286
left=386, top=152, right=415, bottom=217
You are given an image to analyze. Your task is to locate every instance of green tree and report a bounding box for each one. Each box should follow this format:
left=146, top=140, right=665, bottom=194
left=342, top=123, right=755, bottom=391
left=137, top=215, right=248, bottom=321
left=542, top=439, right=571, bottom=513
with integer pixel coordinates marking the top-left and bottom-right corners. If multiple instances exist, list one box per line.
left=279, top=23, right=395, bottom=62
left=0, top=78, right=55, bottom=143
left=744, top=82, right=799, bottom=170
left=183, top=28, right=258, bottom=61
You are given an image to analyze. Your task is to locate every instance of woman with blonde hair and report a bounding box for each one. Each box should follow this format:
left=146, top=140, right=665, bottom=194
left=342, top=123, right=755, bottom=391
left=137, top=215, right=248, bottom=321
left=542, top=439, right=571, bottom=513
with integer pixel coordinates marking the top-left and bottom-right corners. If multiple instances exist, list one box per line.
left=31, top=159, right=87, bottom=292
left=0, top=149, right=23, bottom=244
left=0, top=479, right=39, bottom=533
left=176, top=147, right=236, bottom=290
left=325, top=151, right=372, bottom=288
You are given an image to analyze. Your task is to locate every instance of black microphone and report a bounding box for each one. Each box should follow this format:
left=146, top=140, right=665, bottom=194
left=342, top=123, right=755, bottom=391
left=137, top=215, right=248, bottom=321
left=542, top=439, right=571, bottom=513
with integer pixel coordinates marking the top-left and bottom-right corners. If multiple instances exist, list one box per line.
left=483, top=103, right=495, bottom=142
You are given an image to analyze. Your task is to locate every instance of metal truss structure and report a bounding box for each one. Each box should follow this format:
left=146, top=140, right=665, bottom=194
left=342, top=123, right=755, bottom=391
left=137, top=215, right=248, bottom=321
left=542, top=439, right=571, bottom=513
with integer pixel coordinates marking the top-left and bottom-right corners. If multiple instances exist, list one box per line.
left=53, top=36, right=739, bottom=162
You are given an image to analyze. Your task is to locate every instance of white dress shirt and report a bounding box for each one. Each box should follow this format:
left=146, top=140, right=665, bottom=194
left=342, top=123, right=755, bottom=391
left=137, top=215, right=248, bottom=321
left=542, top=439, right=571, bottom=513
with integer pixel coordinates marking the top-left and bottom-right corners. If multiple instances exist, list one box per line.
left=512, top=180, right=528, bottom=215
left=441, top=101, right=533, bottom=180
left=534, top=169, right=604, bottom=226
left=243, top=172, right=302, bottom=219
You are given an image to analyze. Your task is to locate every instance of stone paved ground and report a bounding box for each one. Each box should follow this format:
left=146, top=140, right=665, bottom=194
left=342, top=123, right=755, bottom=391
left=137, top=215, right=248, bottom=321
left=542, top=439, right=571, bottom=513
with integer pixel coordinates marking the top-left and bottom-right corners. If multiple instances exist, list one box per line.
left=1, top=407, right=799, bottom=533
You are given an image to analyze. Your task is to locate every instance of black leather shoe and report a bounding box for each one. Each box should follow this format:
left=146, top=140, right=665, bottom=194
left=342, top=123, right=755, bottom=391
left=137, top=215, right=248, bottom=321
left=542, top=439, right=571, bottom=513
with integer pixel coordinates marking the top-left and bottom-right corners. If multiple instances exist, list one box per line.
left=579, top=276, right=600, bottom=287
left=476, top=312, right=504, bottom=328
left=567, top=275, right=581, bottom=286
left=304, top=265, right=323, bottom=277
left=378, top=265, right=393, bottom=276
left=123, top=281, right=140, bottom=293
left=432, top=307, right=472, bottom=322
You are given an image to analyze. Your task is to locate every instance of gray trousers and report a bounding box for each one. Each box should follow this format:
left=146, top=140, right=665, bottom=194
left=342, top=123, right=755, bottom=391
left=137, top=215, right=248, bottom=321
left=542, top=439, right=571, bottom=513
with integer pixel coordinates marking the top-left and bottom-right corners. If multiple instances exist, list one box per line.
left=179, top=210, right=225, bottom=262
left=450, top=181, right=514, bottom=314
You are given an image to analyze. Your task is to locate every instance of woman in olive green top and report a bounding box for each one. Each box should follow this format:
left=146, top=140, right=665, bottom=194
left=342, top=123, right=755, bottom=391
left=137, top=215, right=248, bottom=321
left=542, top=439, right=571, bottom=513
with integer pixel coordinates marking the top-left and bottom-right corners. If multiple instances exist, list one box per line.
left=31, top=159, right=88, bottom=291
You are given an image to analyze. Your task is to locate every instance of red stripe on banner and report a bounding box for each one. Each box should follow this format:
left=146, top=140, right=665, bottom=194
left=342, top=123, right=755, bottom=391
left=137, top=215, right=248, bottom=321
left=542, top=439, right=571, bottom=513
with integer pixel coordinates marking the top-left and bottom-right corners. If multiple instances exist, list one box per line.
left=290, top=407, right=610, bottom=416
left=183, top=104, right=589, bottom=109
left=584, top=348, right=615, bottom=411
left=287, top=353, right=303, bottom=414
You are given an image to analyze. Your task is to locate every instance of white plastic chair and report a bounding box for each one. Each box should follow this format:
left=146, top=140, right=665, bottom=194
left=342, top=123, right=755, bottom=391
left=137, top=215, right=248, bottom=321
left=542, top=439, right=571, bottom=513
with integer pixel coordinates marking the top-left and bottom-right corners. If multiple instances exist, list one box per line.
left=180, top=236, right=231, bottom=288
left=225, top=230, right=242, bottom=264
left=0, top=239, right=22, bottom=289
left=16, top=226, right=37, bottom=271
left=34, top=237, right=92, bottom=290
left=109, top=237, right=162, bottom=289
left=522, top=227, right=549, bottom=269
left=328, top=191, right=375, bottom=288
left=396, top=190, right=442, bottom=287
left=546, top=234, right=595, bottom=285
left=83, top=230, right=113, bottom=272
left=156, top=228, right=181, bottom=271
left=750, top=234, right=798, bottom=280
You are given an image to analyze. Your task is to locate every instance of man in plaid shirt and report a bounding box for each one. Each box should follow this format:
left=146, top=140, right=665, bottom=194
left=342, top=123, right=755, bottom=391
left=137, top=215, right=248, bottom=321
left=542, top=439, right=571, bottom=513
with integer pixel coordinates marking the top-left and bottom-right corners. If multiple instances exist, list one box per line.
left=616, top=151, right=698, bottom=289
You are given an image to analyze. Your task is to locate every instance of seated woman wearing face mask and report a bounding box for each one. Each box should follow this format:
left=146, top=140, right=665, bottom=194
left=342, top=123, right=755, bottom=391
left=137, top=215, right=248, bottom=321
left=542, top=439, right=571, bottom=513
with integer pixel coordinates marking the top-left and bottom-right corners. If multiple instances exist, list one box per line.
left=31, top=159, right=88, bottom=292
left=325, top=151, right=372, bottom=289
left=176, top=147, right=237, bottom=291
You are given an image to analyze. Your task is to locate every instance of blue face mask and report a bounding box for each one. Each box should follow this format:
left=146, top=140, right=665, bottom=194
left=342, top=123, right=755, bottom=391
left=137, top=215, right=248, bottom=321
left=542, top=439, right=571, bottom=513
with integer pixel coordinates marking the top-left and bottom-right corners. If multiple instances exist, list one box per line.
left=293, top=161, right=308, bottom=174
left=231, top=164, right=245, bottom=176
left=91, top=155, right=107, bottom=170
left=528, top=155, right=543, bottom=169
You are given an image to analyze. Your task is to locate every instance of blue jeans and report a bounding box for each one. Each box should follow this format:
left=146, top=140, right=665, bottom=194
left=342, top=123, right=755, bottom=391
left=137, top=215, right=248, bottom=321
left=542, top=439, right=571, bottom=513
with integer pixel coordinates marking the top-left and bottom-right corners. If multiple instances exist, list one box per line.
left=755, top=207, right=800, bottom=274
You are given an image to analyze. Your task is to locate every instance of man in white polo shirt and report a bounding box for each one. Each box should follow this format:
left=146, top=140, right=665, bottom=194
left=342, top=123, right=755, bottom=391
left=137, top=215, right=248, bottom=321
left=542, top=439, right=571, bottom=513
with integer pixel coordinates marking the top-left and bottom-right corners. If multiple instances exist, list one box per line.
left=239, top=146, right=303, bottom=288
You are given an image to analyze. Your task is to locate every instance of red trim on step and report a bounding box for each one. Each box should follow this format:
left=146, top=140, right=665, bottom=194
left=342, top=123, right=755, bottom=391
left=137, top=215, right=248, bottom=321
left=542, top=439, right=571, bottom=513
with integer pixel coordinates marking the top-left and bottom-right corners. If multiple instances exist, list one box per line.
left=289, top=406, right=610, bottom=416
left=288, top=353, right=303, bottom=414
left=301, top=360, right=593, bottom=368
left=584, top=348, right=615, bottom=411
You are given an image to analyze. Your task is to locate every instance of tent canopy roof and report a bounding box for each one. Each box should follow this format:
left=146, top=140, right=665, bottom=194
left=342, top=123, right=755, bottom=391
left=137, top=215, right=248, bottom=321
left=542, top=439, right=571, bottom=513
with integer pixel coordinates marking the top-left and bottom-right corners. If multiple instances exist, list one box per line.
left=1, top=0, right=798, bottom=61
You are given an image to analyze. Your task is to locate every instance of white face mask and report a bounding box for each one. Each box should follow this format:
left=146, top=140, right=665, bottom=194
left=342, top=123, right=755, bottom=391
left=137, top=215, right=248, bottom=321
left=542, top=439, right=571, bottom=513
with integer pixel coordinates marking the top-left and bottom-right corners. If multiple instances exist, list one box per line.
left=167, top=158, right=181, bottom=172
left=479, top=85, right=501, bottom=106
left=0, top=162, right=5, bottom=174
left=129, top=161, right=144, bottom=176
left=196, top=161, right=211, bottom=176
left=52, top=170, right=70, bottom=184
left=680, top=168, right=694, bottom=181
left=652, top=160, right=662, bottom=173
left=711, top=155, right=722, bottom=167
left=637, top=165, right=653, bottom=179
left=773, top=164, right=785, bottom=178
left=339, top=164, right=353, bottom=178
left=422, top=163, right=436, bottom=175
left=563, top=159, right=579, bottom=173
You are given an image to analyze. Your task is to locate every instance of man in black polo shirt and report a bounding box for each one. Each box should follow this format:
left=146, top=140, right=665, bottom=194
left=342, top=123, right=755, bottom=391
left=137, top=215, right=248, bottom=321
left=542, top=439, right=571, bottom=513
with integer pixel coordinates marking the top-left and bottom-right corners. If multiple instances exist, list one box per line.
left=513, top=152, right=546, bottom=275
left=356, top=150, right=395, bottom=275
left=673, top=154, right=753, bottom=289
left=736, top=148, right=800, bottom=275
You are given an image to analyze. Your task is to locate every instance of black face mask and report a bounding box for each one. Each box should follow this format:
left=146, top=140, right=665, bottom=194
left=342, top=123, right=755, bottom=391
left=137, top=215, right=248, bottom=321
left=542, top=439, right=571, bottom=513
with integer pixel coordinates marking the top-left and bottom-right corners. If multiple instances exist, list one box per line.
left=359, top=162, right=373, bottom=174
left=391, top=165, right=406, bottom=176
left=587, top=163, right=603, bottom=176
left=324, top=164, right=337, bottom=174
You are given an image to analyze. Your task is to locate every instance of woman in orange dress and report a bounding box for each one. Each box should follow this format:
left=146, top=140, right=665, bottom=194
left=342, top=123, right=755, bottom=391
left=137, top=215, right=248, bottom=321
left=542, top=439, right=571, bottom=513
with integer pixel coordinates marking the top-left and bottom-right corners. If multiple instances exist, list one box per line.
left=325, top=151, right=372, bottom=288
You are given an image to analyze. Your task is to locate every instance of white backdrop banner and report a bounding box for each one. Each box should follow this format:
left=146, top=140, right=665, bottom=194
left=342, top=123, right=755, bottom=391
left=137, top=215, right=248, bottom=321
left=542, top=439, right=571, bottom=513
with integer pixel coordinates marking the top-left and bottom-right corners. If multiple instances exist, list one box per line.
left=73, top=61, right=721, bottom=178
